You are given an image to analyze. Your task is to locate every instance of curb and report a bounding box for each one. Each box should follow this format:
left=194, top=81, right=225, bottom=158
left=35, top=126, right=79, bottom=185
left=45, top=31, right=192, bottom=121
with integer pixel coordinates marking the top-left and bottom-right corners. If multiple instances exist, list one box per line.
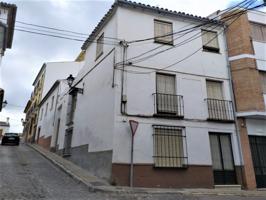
left=28, top=144, right=266, bottom=197
left=28, top=144, right=97, bottom=192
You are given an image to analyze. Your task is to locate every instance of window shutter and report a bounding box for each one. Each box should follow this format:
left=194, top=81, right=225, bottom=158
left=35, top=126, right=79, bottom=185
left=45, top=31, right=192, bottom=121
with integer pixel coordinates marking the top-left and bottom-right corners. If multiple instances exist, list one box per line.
left=206, top=81, right=223, bottom=99
left=202, top=30, right=219, bottom=49
left=154, top=20, right=173, bottom=44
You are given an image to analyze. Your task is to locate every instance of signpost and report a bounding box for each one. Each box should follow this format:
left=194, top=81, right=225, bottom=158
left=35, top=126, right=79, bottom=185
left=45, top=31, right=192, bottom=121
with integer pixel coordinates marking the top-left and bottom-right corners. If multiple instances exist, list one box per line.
left=129, top=120, right=139, bottom=187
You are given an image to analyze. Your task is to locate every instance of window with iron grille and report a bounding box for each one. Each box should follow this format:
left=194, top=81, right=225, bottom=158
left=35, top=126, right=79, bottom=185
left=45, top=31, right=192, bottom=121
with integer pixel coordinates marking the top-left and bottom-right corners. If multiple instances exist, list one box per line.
left=156, top=73, right=181, bottom=114
left=153, top=125, right=188, bottom=168
left=96, top=33, right=104, bottom=59
left=250, top=22, right=266, bottom=42
left=201, top=30, right=219, bottom=53
left=154, top=20, right=173, bottom=45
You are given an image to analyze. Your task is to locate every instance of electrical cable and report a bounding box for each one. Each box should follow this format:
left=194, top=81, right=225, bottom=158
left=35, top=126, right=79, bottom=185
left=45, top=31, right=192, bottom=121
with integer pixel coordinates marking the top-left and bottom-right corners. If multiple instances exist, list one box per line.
left=117, top=0, right=255, bottom=65
left=116, top=1, right=262, bottom=75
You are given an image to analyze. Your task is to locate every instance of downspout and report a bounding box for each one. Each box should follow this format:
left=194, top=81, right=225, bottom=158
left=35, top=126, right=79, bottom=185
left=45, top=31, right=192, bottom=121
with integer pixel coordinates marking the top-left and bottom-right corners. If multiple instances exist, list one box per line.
left=223, top=25, right=245, bottom=186
left=120, top=40, right=128, bottom=114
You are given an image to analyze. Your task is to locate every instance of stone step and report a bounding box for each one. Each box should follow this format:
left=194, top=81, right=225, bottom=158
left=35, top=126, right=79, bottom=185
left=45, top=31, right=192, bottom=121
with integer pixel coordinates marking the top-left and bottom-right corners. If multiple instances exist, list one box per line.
left=214, top=185, right=242, bottom=191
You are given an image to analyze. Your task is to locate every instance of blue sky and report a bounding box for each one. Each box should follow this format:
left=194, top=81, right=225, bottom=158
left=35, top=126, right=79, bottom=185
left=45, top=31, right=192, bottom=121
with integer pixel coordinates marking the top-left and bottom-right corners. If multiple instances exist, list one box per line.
left=0, top=0, right=265, bottom=132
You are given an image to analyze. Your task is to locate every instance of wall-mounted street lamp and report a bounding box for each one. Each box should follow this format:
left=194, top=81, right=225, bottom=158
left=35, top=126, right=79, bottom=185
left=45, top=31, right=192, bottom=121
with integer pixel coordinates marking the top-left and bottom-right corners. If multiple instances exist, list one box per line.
left=66, top=74, right=83, bottom=94
left=2, top=100, right=8, bottom=108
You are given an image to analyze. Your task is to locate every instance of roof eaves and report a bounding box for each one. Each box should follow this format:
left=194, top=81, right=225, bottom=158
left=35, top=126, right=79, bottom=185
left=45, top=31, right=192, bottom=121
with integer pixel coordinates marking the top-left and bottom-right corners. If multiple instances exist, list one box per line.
left=81, top=2, right=118, bottom=50
left=117, top=0, right=223, bottom=25
left=32, top=63, right=46, bottom=86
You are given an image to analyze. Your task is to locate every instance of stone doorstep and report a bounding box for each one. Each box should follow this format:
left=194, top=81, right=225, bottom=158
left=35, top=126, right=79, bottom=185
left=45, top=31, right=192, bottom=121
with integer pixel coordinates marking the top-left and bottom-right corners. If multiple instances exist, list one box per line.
left=214, top=185, right=242, bottom=191
left=28, top=144, right=266, bottom=197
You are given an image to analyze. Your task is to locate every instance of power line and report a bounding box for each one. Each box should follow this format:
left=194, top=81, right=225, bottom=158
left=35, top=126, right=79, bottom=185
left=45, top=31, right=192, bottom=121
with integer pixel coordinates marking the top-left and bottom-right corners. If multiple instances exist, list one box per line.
left=116, top=0, right=254, bottom=65
left=15, top=28, right=119, bottom=46
left=126, top=0, right=253, bottom=44
left=117, top=1, right=262, bottom=75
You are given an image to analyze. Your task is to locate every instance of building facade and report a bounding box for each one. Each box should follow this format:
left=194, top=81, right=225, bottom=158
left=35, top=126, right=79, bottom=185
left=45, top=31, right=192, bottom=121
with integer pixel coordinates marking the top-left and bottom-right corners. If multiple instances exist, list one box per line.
left=23, top=61, right=83, bottom=143
left=0, top=118, right=9, bottom=137
left=53, top=0, right=246, bottom=189
left=0, top=2, right=16, bottom=111
left=222, top=10, right=266, bottom=189
left=36, top=80, right=69, bottom=150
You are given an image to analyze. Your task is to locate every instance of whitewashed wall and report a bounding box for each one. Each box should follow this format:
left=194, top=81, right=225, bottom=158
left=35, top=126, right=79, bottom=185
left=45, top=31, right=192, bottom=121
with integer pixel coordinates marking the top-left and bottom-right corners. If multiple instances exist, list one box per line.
left=42, top=61, right=84, bottom=99
left=111, top=7, right=240, bottom=166
left=36, top=80, right=69, bottom=143
left=57, top=13, right=118, bottom=153
left=246, top=119, right=266, bottom=136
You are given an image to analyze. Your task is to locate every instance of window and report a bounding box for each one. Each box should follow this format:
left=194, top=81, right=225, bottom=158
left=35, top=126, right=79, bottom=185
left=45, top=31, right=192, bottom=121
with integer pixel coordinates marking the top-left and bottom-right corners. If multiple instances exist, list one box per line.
left=96, top=33, right=104, bottom=59
left=154, top=20, right=173, bottom=45
left=201, top=30, right=219, bottom=52
left=45, top=103, right=48, bottom=116
left=39, top=108, right=43, bottom=121
left=156, top=73, right=178, bottom=114
left=250, top=22, right=266, bottom=42
left=206, top=80, right=223, bottom=100
left=66, top=93, right=77, bottom=125
left=260, top=72, right=266, bottom=94
left=153, top=125, right=187, bottom=168
left=50, top=96, right=55, bottom=110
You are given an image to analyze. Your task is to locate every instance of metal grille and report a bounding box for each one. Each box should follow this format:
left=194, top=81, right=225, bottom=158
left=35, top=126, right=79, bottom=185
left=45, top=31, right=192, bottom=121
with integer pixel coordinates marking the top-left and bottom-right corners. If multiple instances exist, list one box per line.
left=206, top=98, right=234, bottom=121
left=249, top=136, right=266, bottom=188
left=63, top=128, right=73, bottom=156
left=154, top=93, right=184, bottom=117
left=153, top=125, right=188, bottom=168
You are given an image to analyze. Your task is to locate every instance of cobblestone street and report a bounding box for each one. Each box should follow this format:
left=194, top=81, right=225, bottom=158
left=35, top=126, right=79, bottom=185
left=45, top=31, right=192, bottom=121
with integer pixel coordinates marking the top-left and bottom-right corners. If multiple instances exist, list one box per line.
left=0, top=144, right=265, bottom=200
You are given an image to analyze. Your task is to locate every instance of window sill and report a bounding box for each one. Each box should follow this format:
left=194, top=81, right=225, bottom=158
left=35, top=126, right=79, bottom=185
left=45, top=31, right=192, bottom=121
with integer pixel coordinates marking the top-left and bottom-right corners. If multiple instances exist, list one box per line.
left=153, top=113, right=184, bottom=119
left=154, top=40, right=174, bottom=46
left=153, top=164, right=188, bottom=169
left=202, top=47, right=220, bottom=54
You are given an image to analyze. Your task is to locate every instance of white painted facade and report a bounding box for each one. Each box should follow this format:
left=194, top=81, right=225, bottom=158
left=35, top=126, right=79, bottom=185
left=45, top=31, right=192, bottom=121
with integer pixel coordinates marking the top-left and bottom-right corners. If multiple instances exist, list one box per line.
left=55, top=4, right=242, bottom=175
left=34, top=61, right=83, bottom=148
left=36, top=80, right=68, bottom=144
left=40, top=61, right=84, bottom=100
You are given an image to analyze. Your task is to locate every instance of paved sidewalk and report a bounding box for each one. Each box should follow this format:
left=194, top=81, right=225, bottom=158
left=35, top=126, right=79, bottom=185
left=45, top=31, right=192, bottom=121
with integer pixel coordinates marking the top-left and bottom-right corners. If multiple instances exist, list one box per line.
left=29, top=144, right=266, bottom=198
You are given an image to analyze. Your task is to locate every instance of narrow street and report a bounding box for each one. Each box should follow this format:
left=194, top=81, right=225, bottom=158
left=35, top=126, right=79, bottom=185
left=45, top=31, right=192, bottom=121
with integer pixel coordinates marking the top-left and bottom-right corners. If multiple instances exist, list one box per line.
left=0, top=143, right=265, bottom=200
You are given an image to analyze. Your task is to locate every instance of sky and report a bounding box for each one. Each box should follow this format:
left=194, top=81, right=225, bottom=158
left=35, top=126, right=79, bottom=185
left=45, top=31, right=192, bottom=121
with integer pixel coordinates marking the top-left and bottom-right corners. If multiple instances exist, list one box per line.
left=0, top=0, right=265, bottom=132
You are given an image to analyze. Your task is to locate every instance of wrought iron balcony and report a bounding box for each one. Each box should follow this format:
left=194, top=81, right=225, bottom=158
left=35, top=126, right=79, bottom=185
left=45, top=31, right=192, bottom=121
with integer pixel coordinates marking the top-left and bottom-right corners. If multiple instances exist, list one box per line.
left=205, top=98, right=234, bottom=122
left=153, top=93, right=184, bottom=117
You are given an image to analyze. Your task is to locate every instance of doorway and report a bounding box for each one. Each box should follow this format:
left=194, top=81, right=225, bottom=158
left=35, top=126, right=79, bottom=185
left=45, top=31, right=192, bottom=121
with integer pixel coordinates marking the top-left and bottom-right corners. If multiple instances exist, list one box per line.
left=249, top=136, right=266, bottom=188
left=209, top=133, right=236, bottom=185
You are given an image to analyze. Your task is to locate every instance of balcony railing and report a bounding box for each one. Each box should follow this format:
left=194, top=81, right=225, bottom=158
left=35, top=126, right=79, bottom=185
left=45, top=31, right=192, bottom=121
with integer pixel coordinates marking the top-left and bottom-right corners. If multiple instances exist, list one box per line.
left=206, top=98, right=234, bottom=121
left=153, top=93, right=184, bottom=117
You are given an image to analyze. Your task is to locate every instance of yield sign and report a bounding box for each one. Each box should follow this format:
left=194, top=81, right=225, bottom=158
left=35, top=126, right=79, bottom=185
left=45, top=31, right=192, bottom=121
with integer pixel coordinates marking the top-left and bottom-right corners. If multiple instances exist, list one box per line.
left=129, top=120, right=139, bottom=137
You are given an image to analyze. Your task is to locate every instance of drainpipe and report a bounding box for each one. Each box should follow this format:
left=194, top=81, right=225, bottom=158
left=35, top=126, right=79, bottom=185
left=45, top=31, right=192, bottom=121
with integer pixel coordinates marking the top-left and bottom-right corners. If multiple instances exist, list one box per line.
left=120, top=40, right=128, bottom=114
left=223, top=25, right=245, bottom=186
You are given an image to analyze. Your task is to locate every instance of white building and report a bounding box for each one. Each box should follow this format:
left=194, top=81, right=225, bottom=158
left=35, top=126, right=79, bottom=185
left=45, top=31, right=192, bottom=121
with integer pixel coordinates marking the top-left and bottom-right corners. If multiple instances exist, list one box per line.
left=55, top=0, right=243, bottom=188
left=0, top=2, right=16, bottom=111
left=0, top=118, right=9, bottom=137
left=35, top=80, right=69, bottom=150
left=23, top=61, right=83, bottom=143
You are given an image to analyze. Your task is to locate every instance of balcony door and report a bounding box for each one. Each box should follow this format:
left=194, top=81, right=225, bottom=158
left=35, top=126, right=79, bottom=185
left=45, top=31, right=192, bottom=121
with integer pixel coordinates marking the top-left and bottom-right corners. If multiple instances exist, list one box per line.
left=156, top=73, right=177, bottom=114
left=209, top=133, right=236, bottom=185
left=206, top=80, right=228, bottom=120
